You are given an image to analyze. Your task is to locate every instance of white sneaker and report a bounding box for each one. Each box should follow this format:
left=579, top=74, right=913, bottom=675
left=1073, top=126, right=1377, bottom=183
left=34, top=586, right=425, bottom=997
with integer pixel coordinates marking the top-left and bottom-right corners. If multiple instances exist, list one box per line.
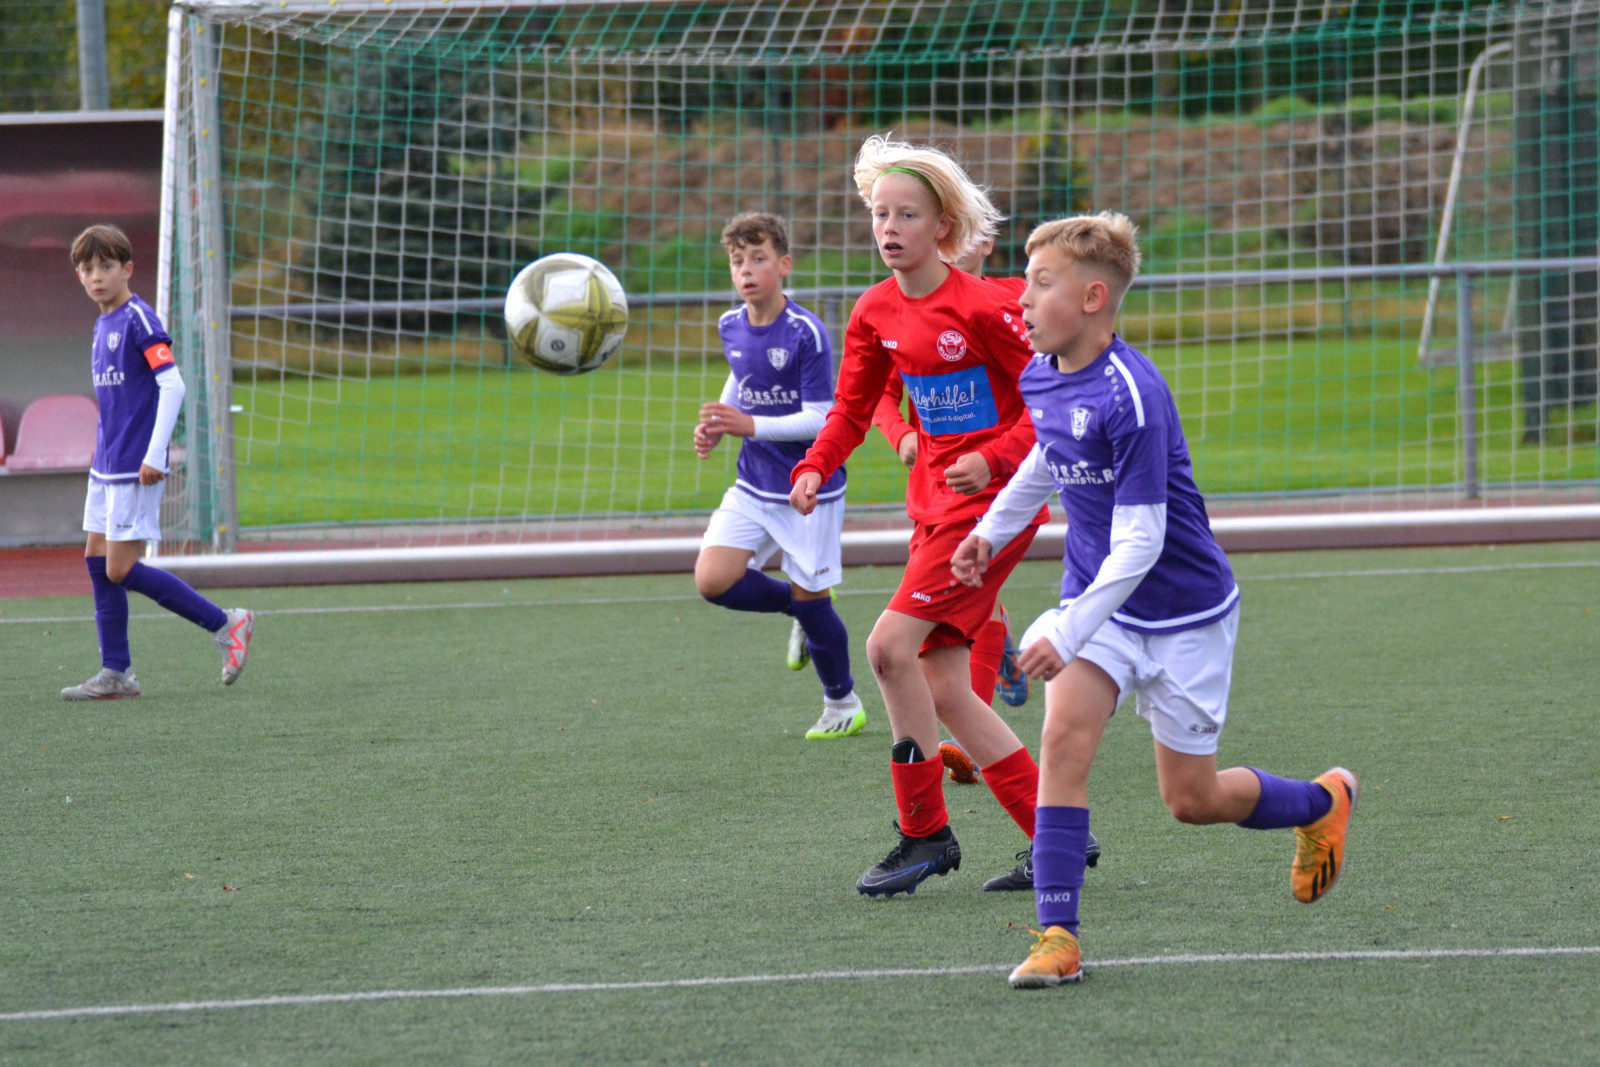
left=806, top=692, right=866, bottom=740
left=62, top=667, right=140, bottom=701
left=786, top=618, right=810, bottom=671
left=215, top=608, right=255, bottom=685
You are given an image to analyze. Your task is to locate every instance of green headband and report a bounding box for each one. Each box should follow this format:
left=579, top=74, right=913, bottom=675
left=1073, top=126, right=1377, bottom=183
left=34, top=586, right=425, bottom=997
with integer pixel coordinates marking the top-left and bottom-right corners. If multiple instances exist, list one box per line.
left=880, top=166, right=940, bottom=200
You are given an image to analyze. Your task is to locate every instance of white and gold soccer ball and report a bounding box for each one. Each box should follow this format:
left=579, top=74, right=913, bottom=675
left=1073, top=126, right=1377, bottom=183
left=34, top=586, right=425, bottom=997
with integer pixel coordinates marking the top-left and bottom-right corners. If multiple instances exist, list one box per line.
left=504, top=253, right=630, bottom=375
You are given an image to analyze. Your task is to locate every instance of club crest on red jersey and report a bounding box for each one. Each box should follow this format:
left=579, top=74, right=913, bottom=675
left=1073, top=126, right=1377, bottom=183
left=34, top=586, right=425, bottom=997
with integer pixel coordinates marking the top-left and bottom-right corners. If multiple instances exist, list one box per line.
left=936, top=330, right=967, bottom=361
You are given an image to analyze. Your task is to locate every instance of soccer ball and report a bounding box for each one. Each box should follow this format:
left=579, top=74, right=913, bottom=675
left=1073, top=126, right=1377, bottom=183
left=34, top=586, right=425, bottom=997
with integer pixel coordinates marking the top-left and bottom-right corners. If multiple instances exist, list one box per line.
left=504, top=253, right=630, bottom=375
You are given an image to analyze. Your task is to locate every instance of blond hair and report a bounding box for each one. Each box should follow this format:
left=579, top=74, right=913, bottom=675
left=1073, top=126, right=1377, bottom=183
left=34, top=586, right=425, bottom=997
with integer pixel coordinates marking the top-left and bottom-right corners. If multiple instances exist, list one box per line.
left=853, top=134, right=1003, bottom=264
left=1025, top=212, right=1142, bottom=307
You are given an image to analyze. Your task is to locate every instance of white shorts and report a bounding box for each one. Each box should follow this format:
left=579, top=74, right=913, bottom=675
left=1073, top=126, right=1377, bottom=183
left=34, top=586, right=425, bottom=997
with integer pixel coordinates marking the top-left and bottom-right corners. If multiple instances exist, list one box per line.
left=1024, top=605, right=1239, bottom=756
left=701, top=486, right=844, bottom=592
left=83, top=479, right=164, bottom=543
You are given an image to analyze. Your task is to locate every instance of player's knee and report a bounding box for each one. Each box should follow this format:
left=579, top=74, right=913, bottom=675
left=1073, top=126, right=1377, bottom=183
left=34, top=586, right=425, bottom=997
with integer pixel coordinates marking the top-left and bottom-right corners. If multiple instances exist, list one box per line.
left=105, top=559, right=134, bottom=584
left=695, top=574, right=731, bottom=600
left=1037, top=723, right=1089, bottom=779
left=1162, top=789, right=1221, bottom=825
left=693, top=560, right=735, bottom=600
left=864, top=630, right=914, bottom=680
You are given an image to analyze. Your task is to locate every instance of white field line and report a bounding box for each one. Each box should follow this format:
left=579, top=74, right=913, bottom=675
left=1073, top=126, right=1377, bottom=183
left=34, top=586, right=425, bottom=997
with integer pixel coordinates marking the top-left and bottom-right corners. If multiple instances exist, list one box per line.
left=2, top=557, right=1596, bottom=628
left=2, top=945, right=1597, bottom=1023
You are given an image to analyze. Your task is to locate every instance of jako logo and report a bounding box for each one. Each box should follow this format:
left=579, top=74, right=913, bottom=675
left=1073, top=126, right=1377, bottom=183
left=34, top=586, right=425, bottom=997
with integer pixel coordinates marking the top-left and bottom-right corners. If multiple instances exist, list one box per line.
left=1037, top=890, right=1074, bottom=904
left=880, top=339, right=898, bottom=349
left=910, top=591, right=932, bottom=603
left=1187, top=723, right=1219, bottom=734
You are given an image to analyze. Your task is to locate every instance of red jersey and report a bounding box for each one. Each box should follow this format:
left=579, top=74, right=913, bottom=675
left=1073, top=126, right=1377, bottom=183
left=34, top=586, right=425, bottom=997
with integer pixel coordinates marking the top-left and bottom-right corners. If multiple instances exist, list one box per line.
left=795, top=268, right=1047, bottom=525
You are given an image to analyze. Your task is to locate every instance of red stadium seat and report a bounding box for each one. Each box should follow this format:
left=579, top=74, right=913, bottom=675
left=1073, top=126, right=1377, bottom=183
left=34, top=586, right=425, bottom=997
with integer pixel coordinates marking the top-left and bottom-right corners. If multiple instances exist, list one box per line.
left=6, top=394, right=98, bottom=471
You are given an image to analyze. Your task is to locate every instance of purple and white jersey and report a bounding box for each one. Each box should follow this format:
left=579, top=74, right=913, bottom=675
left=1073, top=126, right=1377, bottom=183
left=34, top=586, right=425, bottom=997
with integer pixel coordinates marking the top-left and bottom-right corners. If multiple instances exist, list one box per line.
left=717, top=298, right=844, bottom=503
left=1020, top=335, right=1237, bottom=635
left=90, top=293, right=176, bottom=483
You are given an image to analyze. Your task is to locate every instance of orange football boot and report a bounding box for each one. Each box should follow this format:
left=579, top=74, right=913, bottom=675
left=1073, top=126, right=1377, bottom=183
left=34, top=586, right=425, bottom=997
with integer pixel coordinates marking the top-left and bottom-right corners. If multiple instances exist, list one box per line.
left=1292, top=767, right=1359, bottom=903
left=1008, top=926, right=1083, bottom=988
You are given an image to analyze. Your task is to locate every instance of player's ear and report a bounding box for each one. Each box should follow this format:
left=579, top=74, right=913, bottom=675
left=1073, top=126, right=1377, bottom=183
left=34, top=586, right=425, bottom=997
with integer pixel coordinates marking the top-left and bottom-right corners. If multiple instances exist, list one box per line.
left=778, top=254, right=793, bottom=276
left=1085, top=278, right=1109, bottom=314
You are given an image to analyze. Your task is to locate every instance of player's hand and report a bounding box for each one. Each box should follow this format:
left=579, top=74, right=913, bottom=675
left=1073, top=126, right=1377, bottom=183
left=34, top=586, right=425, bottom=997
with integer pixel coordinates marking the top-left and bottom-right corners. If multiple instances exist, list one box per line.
left=1017, top=638, right=1067, bottom=682
left=950, top=534, right=992, bottom=588
left=693, top=422, right=722, bottom=459
left=138, top=463, right=166, bottom=486
left=896, top=432, right=918, bottom=469
left=789, top=471, right=821, bottom=515
left=943, top=451, right=992, bottom=495
left=699, top=402, right=755, bottom=438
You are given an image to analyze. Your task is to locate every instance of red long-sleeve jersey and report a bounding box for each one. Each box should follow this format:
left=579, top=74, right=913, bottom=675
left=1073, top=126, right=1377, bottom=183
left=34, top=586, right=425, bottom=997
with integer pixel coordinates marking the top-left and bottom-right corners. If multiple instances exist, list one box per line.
left=870, top=276, right=1026, bottom=447
left=795, top=269, right=1047, bottom=526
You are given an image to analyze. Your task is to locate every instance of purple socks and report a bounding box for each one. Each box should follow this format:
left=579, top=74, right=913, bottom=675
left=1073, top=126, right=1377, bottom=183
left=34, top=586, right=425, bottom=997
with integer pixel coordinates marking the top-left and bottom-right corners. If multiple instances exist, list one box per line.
left=1033, top=805, right=1090, bottom=934
left=789, top=594, right=855, bottom=701
left=120, top=560, right=228, bottom=633
left=704, top=568, right=791, bottom=613
left=1237, top=768, right=1334, bottom=830
left=86, top=556, right=131, bottom=672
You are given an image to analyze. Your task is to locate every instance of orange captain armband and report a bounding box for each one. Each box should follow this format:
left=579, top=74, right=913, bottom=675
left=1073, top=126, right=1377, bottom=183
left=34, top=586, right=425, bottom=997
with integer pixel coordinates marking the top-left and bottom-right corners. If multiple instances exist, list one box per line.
left=143, top=343, right=175, bottom=369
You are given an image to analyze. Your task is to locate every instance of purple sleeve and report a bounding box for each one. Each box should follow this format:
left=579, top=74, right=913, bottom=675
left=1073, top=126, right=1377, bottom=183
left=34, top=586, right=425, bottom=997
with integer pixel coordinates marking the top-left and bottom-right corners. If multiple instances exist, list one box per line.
left=798, top=315, right=835, bottom=405
left=1108, top=399, right=1170, bottom=507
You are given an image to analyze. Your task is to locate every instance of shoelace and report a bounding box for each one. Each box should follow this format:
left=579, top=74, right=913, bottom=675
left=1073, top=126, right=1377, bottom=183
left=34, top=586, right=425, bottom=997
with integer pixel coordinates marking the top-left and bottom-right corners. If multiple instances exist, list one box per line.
left=1024, top=927, right=1071, bottom=957
left=1294, top=824, right=1330, bottom=864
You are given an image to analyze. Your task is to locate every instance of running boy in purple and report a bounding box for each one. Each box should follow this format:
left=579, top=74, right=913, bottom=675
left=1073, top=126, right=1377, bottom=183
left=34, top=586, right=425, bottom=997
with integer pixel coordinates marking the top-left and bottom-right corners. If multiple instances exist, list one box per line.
left=62, top=224, right=255, bottom=700
left=951, top=213, right=1358, bottom=988
left=693, top=212, right=862, bottom=739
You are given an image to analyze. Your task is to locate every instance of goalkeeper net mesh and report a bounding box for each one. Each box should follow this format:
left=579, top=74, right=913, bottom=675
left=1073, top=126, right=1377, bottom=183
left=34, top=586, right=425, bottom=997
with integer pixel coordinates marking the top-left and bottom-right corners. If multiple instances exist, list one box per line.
left=161, top=0, right=1599, bottom=553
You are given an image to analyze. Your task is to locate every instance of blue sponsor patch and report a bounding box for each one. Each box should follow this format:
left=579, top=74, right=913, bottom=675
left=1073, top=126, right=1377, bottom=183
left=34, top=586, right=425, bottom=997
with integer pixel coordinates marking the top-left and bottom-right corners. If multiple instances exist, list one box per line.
left=902, top=367, right=999, bottom=437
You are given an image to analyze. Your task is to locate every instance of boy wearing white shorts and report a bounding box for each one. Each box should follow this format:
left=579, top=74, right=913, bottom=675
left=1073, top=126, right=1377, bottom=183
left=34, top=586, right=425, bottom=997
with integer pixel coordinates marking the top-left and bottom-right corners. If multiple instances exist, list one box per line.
left=953, top=213, right=1357, bottom=988
left=693, top=213, right=862, bottom=740
left=63, top=224, right=254, bottom=701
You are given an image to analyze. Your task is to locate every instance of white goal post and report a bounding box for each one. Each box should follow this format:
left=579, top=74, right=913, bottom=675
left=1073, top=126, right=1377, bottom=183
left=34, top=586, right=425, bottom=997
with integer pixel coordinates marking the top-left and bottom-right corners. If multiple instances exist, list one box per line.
left=156, top=0, right=1600, bottom=583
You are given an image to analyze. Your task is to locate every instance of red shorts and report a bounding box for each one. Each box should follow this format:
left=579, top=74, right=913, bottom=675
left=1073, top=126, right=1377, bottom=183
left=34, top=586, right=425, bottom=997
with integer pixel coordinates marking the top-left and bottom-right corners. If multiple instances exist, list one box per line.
left=887, top=517, right=1041, bottom=651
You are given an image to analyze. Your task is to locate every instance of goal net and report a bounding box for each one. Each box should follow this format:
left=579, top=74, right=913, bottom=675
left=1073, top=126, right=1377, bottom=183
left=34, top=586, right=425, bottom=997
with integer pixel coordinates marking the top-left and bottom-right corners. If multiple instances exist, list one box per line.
left=161, top=0, right=1600, bottom=559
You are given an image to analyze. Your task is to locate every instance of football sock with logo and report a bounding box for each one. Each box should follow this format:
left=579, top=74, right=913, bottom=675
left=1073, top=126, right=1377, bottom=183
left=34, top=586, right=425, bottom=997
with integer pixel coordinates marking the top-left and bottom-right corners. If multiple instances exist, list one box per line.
left=980, top=745, right=1040, bottom=839
left=86, top=556, right=132, bottom=673
left=1236, top=768, right=1335, bottom=829
left=788, top=593, right=854, bottom=700
left=704, top=567, right=792, bottom=613
left=968, top=617, right=1006, bottom=698
left=889, top=738, right=948, bottom=838
left=1033, top=805, right=1089, bottom=933
left=119, top=561, right=228, bottom=632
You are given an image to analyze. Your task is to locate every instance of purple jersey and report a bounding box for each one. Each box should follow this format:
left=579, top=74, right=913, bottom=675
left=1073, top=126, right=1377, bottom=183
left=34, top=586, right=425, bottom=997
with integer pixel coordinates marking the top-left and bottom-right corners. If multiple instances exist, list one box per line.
left=717, top=298, right=844, bottom=503
left=90, top=293, right=176, bottom=484
left=1020, top=335, right=1237, bottom=635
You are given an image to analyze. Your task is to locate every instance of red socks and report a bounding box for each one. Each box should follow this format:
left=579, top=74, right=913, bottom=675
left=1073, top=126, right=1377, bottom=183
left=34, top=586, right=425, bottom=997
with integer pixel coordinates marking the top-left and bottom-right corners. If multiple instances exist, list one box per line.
left=890, top=756, right=949, bottom=837
left=968, top=617, right=1007, bottom=699
left=981, top=745, right=1040, bottom=839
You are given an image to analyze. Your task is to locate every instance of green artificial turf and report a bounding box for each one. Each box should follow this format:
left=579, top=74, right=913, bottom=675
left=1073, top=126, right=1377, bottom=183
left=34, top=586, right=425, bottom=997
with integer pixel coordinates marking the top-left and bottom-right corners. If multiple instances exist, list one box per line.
left=2, top=541, right=1598, bottom=1063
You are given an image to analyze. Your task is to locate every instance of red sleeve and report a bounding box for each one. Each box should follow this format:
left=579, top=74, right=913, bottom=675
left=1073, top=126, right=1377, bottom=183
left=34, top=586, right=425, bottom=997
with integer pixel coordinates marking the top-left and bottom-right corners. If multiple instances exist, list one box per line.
left=974, top=302, right=1039, bottom=484
left=793, top=297, right=896, bottom=484
left=871, top=371, right=913, bottom=448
